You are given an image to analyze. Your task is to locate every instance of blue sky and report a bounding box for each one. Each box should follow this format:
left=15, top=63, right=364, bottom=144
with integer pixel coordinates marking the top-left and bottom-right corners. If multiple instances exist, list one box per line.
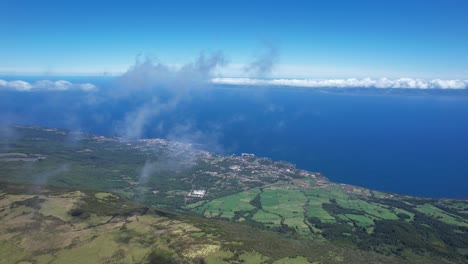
left=2, top=0, right=468, bottom=78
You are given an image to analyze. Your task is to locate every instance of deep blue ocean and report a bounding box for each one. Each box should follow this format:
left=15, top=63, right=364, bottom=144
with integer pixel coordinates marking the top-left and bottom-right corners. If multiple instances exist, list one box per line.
left=1, top=77, right=468, bottom=198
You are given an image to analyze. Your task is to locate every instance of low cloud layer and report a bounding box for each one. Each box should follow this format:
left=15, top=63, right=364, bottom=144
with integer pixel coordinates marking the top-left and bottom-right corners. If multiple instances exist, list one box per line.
left=212, top=77, right=468, bottom=89
left=3, top=76, right=467, bottom=94
left=0, top=79, right=96, bottom=91
left=2, top=76, right=467, bottom=94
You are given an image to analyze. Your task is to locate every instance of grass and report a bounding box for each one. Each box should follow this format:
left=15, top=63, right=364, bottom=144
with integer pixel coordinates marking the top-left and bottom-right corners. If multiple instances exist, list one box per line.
left=185, top=200, right=207, bottom=209
left=0, top=186, right=234, bottom=263
left=416, top=203, right=468, bottom=227
left=37, top=194, right=77, bottom=221
left=273, top=256, right=311, bottom=264
left=260, top=188, right=309, bottom=231
left=197, top=188, right=260, bottom=220
left=0, top=186, right=299, bottom=263
left=303, top=189, right=336, bottom=223
left=205, top=250, right=233, bottom=264
left=53, top=232, right=131, bottom=264
left=334, top=199, right=403, bottom=228
left=239, top=252, right=270, bottom=263
left=0, top=153, right=28, bottom=158
left=261, top=188, right=306, bottom=215
left=443, top=201, right=468, bottom=213
left=0, top=240, right=28, bottom=264
left=191, top=232, right=206, bottom=237
left=303, top=187, right=416, bottom=228
left=341, top=214, right=374, bottom=227
left=393, top=208, right=415, bottom=222
left=1, top=182, right=460, bottom=264
left=94, top=192, right=119, bottom=200
left=252, top=210, right=282, bottom=226
left=2, top=126, right=468, bottom=263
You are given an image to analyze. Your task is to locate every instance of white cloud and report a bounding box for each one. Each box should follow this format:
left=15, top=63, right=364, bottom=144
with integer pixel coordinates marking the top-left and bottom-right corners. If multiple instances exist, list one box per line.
left=211, top=77, right=468, bottom=89
left=80, top=83, right=97, bottom=91
left=2, top=77, right=466, bottom=92
left=3, top=80, right=33, bottom=91
left=0, top=79, right=97, bottom=91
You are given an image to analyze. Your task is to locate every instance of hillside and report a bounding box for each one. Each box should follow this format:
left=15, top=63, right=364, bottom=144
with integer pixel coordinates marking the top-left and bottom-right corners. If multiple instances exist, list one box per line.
left=0, top=125, right=467, bottom=263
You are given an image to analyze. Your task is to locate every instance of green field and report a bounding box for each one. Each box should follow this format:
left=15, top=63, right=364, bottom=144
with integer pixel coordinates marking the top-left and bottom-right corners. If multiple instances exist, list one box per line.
left=261, top=187, right=309, bottom=231
left=0, top=152, right=28, bottom=158
left=0, top=184, right=416, bottom=264
left=252, top=210, right=283, bottom=226
left=194, top=188, right=261, bottom=219
left=416, top=203, right=468, bottom=227
left=303, top=189, right=337, bottom=223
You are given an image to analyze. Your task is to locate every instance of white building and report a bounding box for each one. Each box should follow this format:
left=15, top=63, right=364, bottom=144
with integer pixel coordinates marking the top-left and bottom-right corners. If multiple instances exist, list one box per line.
left=229, top=165, right=241, bottom=171
left=189, top=189, right=207, bottom=198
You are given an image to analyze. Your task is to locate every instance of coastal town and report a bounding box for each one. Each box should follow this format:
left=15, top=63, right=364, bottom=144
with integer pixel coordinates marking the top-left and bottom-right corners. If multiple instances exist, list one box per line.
left=6, top=126, right=376, bottom=208
left=127, top=136, right=330, bottom=203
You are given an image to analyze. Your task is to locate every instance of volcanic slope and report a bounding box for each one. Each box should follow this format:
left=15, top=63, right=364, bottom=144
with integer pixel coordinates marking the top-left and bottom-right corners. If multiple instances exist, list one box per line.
left=0, top=125, right=467, bottom=263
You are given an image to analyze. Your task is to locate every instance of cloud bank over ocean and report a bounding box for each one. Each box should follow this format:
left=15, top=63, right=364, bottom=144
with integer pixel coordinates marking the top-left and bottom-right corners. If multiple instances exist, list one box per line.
left=3, top=77, right=467, bottom=92
left=0, top=79, right=96, bottom=91
left=212, top=78, right=468, bottom=89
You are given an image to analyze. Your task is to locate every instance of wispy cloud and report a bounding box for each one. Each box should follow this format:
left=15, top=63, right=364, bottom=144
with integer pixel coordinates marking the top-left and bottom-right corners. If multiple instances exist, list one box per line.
left=117, top=51, right=227, bottom=92
left=165, top=121, right=226, bottom=154
left=116, top=98, right=164, bottom=140
left=0, top=79, right=97, bottom=91
left=212, top=77, right=468, bottom=89
left=114, top=51, right=228, bottom=140
left=244, top=43, right=279, bottom=77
